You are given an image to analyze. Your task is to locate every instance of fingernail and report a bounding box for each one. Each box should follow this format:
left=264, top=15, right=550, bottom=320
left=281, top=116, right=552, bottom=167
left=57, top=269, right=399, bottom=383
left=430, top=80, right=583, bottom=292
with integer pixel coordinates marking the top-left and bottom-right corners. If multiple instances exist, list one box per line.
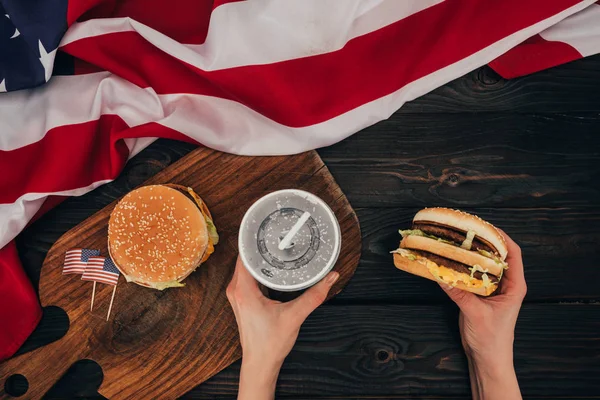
left=326, top=272, right=339, bottom=285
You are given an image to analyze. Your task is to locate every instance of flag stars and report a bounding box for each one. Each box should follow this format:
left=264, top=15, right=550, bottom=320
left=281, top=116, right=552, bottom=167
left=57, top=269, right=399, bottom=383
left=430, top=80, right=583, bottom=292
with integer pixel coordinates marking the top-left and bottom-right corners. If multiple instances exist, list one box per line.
left=2, top=12, right=59, bottom=90
left=38, top=39, right=56, bottom=82
left=4, top=14, right=20, bottom=39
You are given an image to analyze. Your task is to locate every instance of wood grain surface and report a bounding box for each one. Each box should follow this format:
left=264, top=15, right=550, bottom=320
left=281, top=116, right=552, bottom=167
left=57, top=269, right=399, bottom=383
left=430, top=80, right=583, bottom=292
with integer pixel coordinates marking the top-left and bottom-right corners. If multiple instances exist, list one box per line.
left=0, top=149, right=361, bottom=399
left=187, top=304, right=600, bottom=399
left=319, top=113, right=600, bottom=208
left=398, top=60, right=600, bottom=113
left=6, top=55, right=600, bottom=399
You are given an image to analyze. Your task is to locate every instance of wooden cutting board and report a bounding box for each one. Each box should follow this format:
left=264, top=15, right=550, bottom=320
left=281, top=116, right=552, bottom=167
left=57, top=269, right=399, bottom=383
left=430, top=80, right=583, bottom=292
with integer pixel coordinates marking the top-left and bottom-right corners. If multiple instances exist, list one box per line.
left=0, top=148, right=361, bottom=399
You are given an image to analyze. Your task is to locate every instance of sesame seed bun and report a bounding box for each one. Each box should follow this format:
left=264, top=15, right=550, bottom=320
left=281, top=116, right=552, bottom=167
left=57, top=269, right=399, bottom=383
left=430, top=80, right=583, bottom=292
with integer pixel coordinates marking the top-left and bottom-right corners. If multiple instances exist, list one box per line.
left=108, top=185, right=214, bottom=289
left=414, top=208, right=507, bottom=260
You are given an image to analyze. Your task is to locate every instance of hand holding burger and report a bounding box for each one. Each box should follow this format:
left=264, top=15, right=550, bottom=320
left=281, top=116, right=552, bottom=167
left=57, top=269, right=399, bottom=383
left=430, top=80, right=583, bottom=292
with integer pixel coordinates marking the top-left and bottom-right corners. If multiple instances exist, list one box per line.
left=393, top=208, right=526, bottom=399
left=393, top=208, right=509, bottom=296
left=440, top=230, right=526, bottom=400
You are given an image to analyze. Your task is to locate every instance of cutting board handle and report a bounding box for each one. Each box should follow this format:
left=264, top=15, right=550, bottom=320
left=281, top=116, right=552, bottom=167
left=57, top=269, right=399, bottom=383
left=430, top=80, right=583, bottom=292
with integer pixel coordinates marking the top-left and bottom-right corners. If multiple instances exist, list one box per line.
left=0, top=328, right=86, bottom=399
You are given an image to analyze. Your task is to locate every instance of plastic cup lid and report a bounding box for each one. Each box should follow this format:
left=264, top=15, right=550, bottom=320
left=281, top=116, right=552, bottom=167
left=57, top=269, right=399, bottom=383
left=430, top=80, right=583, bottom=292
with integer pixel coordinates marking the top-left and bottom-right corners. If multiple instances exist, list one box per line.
left=238, top=189, right=341, bottom=291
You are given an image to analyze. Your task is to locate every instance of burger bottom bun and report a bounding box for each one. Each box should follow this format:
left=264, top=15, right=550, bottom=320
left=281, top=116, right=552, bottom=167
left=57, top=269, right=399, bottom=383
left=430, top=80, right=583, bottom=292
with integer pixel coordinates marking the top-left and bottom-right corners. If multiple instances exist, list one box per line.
left=393, top=253, right=498, bottom=296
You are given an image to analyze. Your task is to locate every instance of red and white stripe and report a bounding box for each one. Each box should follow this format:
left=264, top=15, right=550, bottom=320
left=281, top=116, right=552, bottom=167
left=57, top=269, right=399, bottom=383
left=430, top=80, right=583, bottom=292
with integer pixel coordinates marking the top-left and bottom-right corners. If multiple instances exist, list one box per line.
left=62, top=249, right=88, bottom=275
left=1, top=0, right=599, bottom=253
left=490, top=1, right=600, bottom=78
left=81, top=257, right=119, bottom=286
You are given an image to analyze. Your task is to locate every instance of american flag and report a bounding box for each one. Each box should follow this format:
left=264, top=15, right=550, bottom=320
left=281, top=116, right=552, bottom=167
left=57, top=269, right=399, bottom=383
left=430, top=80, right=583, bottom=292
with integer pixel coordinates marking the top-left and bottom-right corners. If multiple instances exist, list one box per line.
left=62, top=248, right=100, bottom=275
left=81, top=256, right=120, bottom=286
left=2, top=0, right=600, bottom=362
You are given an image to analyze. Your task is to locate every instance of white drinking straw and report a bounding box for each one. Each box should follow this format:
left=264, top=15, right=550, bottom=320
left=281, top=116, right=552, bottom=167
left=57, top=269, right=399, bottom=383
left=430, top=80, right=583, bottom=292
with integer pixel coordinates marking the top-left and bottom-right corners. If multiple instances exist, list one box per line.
left=278, top=211, right=311, bottom=251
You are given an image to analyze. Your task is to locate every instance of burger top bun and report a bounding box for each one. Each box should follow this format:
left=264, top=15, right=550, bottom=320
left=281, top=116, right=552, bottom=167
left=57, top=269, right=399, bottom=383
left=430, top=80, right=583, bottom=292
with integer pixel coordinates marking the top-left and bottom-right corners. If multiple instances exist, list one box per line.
left=414, top=208, right=508, bottom=260
left=108, top=185, right=209, bottom=288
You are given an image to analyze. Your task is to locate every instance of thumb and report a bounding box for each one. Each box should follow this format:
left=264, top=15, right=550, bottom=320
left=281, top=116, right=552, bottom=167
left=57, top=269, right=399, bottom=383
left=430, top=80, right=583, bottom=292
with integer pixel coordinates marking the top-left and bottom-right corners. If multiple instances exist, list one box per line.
left=439, top=283, right=480, bottom=314
left=287, top=271, right=339, bottom=324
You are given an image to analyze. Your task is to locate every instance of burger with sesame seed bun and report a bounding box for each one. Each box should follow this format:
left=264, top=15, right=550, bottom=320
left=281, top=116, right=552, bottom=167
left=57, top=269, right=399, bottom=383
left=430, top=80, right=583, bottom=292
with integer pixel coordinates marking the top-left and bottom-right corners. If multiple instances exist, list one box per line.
left=392, top=208, right=508, bottom=296
left=108, top=184, right=218, bottom=290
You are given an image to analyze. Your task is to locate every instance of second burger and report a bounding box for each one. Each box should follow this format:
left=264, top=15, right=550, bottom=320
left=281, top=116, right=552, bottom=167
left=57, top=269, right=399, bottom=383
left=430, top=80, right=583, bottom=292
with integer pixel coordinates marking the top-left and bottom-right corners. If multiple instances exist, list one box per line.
left=393, top=208, right=508, bottom=296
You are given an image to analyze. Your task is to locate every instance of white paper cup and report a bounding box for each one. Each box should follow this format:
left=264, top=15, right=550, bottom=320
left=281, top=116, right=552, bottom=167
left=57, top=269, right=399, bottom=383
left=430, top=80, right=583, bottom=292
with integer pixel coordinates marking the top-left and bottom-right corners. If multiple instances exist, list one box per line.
left=238, top=189, right=341, bottom=292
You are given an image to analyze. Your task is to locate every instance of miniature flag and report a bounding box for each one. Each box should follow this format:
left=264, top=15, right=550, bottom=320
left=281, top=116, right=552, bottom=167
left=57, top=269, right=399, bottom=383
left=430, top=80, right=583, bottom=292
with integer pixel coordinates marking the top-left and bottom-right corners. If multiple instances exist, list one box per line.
left=81, top=256, right=120, bottom=286
left=62, top=248, right=101, bottom=275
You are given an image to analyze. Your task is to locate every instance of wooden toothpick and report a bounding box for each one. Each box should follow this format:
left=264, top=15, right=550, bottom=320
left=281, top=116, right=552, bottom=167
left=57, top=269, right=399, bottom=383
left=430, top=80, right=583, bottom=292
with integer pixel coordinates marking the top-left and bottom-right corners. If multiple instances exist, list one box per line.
left=90, top=281, right=96, bottom=311
left=106, top=285, right=117, bottom=321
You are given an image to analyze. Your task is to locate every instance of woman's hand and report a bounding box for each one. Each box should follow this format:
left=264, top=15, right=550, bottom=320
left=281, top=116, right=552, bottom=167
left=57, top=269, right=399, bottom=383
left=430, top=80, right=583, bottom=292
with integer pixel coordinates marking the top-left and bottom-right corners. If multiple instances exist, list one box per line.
left=226, top=256, right=339, bottom=400
left=440, top=230, right=526, bottom=400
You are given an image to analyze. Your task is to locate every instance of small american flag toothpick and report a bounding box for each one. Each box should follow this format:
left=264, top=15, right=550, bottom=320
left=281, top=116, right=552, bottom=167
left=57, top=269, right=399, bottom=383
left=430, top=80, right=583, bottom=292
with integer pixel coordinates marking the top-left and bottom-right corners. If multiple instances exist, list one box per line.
left=82, top=256, right=120, bottom=285
left=81, top=256, right=120, bottom=318
left=62, top=248, right=100, bottom=275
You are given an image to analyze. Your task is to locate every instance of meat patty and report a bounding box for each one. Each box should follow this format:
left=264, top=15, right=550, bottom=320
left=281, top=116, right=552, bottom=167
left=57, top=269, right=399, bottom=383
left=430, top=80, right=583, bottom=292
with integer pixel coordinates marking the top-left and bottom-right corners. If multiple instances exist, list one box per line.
left=412, top=221, right=497, bottom=255
left=411, top=249, right=499, bottom=281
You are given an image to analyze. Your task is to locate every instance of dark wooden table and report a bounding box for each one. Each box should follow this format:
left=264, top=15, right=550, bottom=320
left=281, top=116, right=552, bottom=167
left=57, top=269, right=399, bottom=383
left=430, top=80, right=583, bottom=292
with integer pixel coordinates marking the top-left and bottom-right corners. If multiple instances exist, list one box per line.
left=10, top=55, right=600, bottom=399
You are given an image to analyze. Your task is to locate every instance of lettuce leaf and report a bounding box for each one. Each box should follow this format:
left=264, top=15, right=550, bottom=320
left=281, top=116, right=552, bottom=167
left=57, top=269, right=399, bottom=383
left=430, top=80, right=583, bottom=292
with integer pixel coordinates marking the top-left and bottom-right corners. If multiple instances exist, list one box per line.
left=477, top=249, right=508, bottom=269
left=179, top=185, right=219, bottom=245
left=205, top=217, right=219, bottom=245
left=399, top=229, right=455, bottom=245
left=151, top=280, right=186, bottom=290
left=469, top=264, right=489, bottom=279
left=481, top=273, right=493, bottom=288
left=390, top=248, right=417, bottom=260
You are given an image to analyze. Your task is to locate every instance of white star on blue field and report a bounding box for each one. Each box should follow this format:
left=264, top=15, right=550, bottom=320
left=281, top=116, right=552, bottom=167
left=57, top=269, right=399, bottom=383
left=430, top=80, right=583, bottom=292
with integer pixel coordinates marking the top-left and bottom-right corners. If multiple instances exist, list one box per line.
left=0, top=0, right=68, bottom=92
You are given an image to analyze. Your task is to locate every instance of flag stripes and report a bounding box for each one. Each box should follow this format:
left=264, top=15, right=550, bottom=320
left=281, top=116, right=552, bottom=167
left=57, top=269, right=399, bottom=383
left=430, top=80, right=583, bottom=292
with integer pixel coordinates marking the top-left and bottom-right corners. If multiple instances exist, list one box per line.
left=81, top=256, right=120, bottom=286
